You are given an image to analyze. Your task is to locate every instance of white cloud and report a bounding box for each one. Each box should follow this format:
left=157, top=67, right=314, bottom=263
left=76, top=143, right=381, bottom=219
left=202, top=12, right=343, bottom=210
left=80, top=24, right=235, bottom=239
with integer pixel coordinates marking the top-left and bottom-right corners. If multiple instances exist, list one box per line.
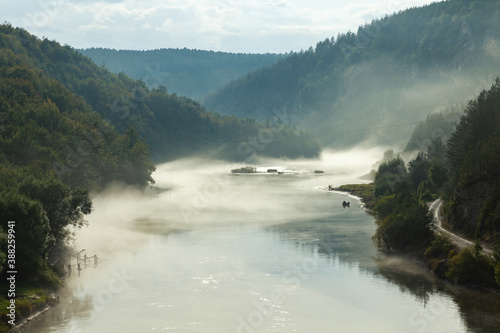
left=2, top=0, right=437, bottom=52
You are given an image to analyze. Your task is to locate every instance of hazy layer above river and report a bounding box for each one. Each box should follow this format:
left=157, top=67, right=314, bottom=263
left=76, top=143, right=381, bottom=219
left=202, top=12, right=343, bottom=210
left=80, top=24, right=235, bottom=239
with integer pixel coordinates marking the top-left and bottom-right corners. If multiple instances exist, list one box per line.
left=22, top=150, right=500, bottom=333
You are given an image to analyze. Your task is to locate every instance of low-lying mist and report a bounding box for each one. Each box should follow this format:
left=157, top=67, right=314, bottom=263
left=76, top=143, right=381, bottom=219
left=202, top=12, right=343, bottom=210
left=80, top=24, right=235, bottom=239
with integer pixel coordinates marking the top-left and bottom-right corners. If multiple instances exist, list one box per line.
left=73, top=148, right=383, bottom=259
left=302, top=57, right=498, bottom=150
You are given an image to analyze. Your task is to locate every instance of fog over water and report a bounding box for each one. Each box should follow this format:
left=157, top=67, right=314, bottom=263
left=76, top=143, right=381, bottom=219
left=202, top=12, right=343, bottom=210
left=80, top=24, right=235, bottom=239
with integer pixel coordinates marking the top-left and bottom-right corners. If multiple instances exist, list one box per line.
left=22, top=149, right=498, bottom=333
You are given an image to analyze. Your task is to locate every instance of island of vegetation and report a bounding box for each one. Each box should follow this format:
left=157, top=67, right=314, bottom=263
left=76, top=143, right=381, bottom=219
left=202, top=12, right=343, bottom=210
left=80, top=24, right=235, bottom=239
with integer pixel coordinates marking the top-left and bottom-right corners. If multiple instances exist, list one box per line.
left=231, top=166, right=257, bottom=174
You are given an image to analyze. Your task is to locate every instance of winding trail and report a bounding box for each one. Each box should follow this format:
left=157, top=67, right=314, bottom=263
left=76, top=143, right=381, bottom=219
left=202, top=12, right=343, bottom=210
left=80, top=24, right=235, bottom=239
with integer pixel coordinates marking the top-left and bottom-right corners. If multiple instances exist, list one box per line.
left=428, top=198, right=493, bottom=256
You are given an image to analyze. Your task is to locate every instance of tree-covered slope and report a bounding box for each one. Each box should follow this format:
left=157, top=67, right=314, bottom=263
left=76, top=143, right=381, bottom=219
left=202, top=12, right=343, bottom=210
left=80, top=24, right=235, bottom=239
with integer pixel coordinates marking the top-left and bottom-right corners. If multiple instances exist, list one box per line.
left=0, top=24, right=320, bottom=163
left=0, top=38, right=156, bottom=285
left=445, top=78, right=500, bottom=241
left=204, top=0, right=500, bottom=148
left=79, top=48, right=284, bottom=100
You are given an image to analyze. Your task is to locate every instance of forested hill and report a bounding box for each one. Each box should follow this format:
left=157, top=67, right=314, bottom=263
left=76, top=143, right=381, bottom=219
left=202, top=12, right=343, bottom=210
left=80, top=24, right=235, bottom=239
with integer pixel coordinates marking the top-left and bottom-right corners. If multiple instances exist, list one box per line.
left=204, top=0, right=500, bottom=148
left=0, top=25, right=156, bottom=285
left=0, top=24, right=320, bottom=164
left=445, top=78, right=500, bottom=241
left=79, top=48, right=284, bottom=100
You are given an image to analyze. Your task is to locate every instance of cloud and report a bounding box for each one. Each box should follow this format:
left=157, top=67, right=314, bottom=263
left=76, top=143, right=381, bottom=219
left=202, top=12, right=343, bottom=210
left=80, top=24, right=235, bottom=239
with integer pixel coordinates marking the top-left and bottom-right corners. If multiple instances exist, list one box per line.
left=2, top=0, right=436, bottom=52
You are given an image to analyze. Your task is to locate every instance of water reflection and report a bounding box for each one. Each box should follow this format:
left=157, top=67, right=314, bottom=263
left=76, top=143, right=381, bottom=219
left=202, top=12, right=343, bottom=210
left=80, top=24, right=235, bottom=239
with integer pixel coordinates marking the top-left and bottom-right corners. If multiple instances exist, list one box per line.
left=269, top=211, right=500, bottom=333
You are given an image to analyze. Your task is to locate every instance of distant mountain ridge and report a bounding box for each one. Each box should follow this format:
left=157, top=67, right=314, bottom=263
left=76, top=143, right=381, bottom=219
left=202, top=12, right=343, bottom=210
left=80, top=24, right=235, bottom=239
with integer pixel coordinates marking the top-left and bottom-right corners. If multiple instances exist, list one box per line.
left=204, top=0, right=500, bottom=148
left=79, top=48, right=285, bottom=100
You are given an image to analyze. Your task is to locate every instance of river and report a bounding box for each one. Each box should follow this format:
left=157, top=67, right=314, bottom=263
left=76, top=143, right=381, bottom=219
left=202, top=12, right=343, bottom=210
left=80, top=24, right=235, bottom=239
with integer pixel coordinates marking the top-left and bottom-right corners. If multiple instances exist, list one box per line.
left=23, top=151, right=500, bottom=332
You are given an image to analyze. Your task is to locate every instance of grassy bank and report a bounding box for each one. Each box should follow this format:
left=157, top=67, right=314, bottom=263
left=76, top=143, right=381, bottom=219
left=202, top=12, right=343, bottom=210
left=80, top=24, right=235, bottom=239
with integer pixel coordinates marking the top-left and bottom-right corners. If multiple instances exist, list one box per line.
left=0, top=287, right=59, bottom=333
left=331, top=183, right=375, bottom=210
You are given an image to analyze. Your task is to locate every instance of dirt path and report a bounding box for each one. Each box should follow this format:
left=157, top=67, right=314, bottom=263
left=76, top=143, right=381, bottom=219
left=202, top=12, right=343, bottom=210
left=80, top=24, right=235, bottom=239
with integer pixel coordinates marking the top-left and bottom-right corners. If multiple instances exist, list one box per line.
left=428, top=198, right=493, bottom=256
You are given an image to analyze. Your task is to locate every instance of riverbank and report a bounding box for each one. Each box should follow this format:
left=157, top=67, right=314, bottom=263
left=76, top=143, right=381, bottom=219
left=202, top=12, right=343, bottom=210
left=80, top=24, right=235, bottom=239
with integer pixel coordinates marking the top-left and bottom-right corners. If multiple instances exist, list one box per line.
left=333, top=182, right=500, bottom=290
left=0, top=287, right=59, bottom=333
left=328, top=183, right=375, bottom=211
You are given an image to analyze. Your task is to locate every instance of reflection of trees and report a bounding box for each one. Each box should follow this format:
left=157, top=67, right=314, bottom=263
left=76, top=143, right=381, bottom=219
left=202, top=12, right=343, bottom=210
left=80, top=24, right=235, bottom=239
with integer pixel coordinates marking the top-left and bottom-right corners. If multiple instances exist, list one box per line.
left=267, top=218, right=378, bottom=270
left=269, top=220, right=500, bottom=333
left=448, top=287, right=500, bottom=333
left=375, top=255, right=500, bottom=333
left=374, top=255, right=438, bottom=302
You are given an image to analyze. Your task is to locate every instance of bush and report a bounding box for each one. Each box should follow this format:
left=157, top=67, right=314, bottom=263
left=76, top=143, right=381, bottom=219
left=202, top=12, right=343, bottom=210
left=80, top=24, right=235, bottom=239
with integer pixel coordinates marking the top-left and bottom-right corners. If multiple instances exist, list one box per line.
left=374, top=157, right=408, bottom=197
left=495, top=263, right=500, bottom=287
left=446, top=247, right=495, bottom=286
left=373, top=200, right=434, bottom=251
left=373, top=194, right=396, bottom=219
left=424, top=234, right=456, bottom=258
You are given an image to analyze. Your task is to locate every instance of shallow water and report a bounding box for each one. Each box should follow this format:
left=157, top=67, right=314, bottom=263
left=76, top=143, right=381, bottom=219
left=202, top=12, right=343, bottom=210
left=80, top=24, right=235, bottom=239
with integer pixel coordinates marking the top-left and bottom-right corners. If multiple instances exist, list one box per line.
left=23, top=154, right=500, bottom=333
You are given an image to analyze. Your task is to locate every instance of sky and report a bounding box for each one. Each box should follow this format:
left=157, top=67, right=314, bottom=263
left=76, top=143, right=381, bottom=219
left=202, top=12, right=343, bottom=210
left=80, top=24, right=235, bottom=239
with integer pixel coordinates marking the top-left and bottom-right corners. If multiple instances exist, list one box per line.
left=2, top=0, right=437, bottom=53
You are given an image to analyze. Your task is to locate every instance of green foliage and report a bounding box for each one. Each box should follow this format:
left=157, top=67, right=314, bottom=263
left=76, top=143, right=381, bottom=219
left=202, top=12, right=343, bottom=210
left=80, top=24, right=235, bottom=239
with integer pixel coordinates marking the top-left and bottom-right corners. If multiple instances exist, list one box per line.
left=0, top=229, right=6, bottom=274
left=374, top=156, right=408, bottom=197
left=408, top=152, right=431, bottom=191
left=495, top=263, right=500, bottom=287
left=445, top=78, right=500, bottom=240
left=446, top=247, right=495, bottom=286
left=0, top=192, right=51, bottom=281
left=0, top=287, right=59, bottom=329
left=373, top=191, right=434, bottom=252
left=18, top=176, right=92, bottom=244
left=424, top=234, right=456, bottom=259
left=427, top=162, right=449, bottom=191
left=0, top=59, right=156, bottom=189
left=373, top=194, right=397, bottom=220
left=0, top=25, right=319, bottom=163
left=333, top=183, right=375, bottom=209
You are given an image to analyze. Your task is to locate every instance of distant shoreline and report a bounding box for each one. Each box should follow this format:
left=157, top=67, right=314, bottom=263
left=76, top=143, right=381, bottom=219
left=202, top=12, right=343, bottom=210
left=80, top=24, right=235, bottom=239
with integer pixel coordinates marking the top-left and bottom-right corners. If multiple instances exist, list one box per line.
left=325, top=183, right=375, bottom=212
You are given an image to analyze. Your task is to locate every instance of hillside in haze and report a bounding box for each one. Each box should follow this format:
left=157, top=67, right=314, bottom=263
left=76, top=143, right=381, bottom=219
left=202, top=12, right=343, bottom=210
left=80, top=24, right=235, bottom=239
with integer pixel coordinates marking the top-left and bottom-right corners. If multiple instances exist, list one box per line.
left=79, top=48, right=284, bottom=100
left=204, top=0, right=500, bottom=149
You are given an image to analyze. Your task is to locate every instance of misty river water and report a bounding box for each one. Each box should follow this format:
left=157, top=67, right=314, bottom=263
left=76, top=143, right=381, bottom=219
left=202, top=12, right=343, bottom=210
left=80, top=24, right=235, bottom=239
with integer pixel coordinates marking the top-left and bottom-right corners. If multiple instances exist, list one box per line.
left=22, top=151, right=500, bottom=333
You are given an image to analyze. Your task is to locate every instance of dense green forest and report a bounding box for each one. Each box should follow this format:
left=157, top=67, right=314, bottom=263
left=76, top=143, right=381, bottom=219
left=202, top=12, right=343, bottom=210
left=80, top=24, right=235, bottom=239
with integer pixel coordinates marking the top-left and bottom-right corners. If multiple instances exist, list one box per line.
left=0, top=24, right=320, bottom=163
left=363, top=79, right=500, bottom=287
left=79, top=48, right=284, bottom=100
left=0, top=40, right=155, bottom=285
left=0, top=24, right=320, bottom=288
left=445, top=78, right=500, bottom=241
left=205, top=0, right=500, bottom=148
